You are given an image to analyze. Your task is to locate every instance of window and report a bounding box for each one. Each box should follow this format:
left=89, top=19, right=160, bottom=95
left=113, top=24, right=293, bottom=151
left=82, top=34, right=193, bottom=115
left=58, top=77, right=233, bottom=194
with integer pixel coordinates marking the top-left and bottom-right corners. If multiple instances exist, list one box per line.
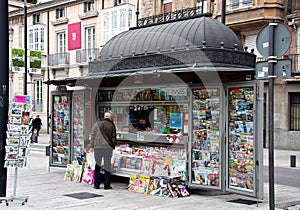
left=112, top=11, right=117, bottom=36
left=85, top=26, right=95, bottom=49
left=115, top=0, right=126, bottom=6
left=290, top=93, right=300, bottom=131
left=84, top=0, right=95, bottom=13
left=120, top=9, right=126, bottom=29
left=57, top=32, right=66, bottom=53
left=103, top=13, right=109, bottom=44
left=28, top=25, right=46, bottom=54
left=228, top=0, right=252, bottom=10
left=196, top=0, right=208, bottom=14
left=128, top=9, right=133, bottom=28
left=34, top=79, right=43, bottom=112
left=33, top=13, right=41, bottom=25
left=56, top=7, right=66, bottom=19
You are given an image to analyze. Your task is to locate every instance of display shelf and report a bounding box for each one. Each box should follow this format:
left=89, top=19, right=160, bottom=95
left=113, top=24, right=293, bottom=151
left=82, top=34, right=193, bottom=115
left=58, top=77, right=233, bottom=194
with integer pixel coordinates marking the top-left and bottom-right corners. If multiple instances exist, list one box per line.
left=227, top=86, right=255, bottom=192
left=51, top=93, right=71, bottom=166
left=117, top=132, right=188, bottom=145
left=112, top=143, right=187, bottom=180
left=1, top=99, right=31, bottom=206
left=190, top=88, right=221, bottom=188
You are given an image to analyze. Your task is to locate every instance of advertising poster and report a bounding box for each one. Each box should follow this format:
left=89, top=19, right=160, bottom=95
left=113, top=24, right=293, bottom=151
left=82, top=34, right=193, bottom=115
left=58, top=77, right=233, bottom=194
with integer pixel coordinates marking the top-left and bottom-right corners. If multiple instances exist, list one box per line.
left=29, top=50, right=42, bottom=74
left=11, top=48, right=25, bottom=73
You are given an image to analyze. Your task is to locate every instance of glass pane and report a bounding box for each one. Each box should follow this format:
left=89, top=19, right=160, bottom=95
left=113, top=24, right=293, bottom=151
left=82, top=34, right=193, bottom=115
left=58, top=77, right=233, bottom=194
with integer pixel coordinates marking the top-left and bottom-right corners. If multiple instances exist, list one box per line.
left=72, top=93, right=85, bottom=162
left=228, top=87, right=255, bottom=192
left=51, top=94, right=70, bottom=165
left=191, top=88, right=221, bottom=187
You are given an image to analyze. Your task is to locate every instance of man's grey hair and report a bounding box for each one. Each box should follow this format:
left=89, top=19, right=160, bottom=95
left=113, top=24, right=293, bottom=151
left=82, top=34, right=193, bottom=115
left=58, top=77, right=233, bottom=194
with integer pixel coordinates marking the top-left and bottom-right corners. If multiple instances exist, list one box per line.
left=104, top=111, right=113, bottom=118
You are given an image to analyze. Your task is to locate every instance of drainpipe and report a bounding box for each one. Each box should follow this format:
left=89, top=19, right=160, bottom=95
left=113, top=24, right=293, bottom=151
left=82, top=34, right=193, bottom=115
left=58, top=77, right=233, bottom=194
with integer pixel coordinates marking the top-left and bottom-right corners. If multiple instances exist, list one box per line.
left=221, top=0, right=226, bottom=24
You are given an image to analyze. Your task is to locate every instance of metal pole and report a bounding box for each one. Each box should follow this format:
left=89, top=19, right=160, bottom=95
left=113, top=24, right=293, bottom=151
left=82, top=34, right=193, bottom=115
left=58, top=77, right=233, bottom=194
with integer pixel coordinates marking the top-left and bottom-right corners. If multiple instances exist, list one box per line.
left=24, top=0, right=28, bottom=95
left=0, top=1, right=9, bottom=197
left=268, top=21, right=276, bottom=210
left=221, top=0, right=226, bottom=24
left=136, top=0, right=139, bottom=27
left=47, top=11, right=50, bottom=134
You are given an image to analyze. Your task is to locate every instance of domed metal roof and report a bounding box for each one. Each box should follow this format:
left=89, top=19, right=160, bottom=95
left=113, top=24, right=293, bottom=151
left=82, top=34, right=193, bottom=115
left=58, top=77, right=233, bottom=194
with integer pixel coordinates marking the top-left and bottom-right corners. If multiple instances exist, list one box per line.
left=100, top=16, right=243, bottom=60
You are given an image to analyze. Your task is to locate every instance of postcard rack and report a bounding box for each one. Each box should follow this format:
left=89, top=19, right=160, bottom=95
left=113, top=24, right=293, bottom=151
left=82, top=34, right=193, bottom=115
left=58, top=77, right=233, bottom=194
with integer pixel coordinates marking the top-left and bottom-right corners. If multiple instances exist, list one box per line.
left=0, top=101, right=32, bottom=206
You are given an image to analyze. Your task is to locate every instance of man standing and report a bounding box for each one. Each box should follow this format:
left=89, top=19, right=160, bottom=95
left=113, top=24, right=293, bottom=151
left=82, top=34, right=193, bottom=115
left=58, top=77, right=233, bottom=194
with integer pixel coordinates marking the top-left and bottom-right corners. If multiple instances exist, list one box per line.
left=32, top=115, right=42, bottom=143
left=90, top=111, right=116, bottom=190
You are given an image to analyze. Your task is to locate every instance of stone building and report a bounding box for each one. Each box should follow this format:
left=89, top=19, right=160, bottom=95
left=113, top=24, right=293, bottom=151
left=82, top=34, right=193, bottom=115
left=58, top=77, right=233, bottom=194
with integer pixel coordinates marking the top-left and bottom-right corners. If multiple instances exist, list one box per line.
left=8, top=0, right=300, bottom=150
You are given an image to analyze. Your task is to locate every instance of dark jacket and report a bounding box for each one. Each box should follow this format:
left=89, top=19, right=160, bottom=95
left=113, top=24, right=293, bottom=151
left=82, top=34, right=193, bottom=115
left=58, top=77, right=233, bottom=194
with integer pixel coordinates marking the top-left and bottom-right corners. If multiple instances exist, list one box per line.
left=32, top=118, right=42, bottom=129
left=90, top=119, right=116, bottom=149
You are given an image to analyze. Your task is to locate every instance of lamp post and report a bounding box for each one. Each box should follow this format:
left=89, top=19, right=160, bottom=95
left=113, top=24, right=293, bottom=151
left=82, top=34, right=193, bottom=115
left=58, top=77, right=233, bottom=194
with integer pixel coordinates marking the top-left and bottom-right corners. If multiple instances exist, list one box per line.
left=24, top=0, right=28, bottom=95
left=0, top=1, right=9, bottom=197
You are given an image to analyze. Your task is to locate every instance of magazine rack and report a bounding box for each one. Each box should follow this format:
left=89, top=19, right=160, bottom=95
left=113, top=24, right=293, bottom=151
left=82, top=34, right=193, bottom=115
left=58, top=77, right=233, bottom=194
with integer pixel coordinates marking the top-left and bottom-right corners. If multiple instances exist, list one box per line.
left=0, top=102, right=32, bottom=206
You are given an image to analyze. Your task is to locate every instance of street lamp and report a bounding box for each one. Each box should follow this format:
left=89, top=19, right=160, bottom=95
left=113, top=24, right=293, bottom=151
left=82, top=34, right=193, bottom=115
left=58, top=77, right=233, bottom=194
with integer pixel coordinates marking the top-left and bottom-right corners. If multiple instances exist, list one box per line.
left=24, top=0, right=28, bottom=95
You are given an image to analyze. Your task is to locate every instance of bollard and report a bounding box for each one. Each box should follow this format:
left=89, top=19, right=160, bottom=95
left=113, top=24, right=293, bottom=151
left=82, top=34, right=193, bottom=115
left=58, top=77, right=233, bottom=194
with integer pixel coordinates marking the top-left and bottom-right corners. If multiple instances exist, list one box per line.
left=45, top=145, right=50, bottom=156
left=290, top=155, right=296, bottom=167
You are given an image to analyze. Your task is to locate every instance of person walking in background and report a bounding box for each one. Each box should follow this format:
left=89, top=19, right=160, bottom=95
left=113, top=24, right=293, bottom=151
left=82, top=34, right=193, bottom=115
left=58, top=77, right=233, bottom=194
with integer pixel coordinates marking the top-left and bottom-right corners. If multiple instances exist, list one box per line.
left=31, top=115, right=42, bottom=143
left=90, top=111, right=116, bottom=190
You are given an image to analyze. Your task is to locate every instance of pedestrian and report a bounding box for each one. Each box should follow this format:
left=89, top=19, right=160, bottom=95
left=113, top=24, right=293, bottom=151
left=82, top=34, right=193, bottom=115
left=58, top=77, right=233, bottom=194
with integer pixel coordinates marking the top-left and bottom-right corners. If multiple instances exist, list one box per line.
left=89, top=111, right=116, bottom=190
left=31, top=115, right=42, bottom=143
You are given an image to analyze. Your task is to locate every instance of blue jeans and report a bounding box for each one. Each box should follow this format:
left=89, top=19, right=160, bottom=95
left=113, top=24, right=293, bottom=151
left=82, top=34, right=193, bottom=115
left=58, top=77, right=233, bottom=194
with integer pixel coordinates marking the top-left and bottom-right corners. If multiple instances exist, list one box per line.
left=94, top=148, right=112, bottom=189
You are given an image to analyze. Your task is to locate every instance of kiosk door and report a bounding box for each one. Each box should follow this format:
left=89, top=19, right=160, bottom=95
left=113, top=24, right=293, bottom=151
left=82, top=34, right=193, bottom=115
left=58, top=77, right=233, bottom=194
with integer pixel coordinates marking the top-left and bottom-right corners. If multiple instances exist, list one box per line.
left=189, top=87, right=223, bottom=189
left=226, top=82, right=263, bottom=199
left=50, top=91, right=72, bottom=166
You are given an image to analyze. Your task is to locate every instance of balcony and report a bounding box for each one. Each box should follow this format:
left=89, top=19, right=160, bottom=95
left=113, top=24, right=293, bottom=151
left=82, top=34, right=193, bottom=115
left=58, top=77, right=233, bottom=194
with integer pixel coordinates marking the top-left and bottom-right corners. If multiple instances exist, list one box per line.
left=287, top=0, right=300, bottom=15
left=48, top=52, right=70, bottom=67
left=224, top=1, right=285, bottom=32
left=76, top=48, right=99, bottom=63
left=137, top=6, right=205, bottom=27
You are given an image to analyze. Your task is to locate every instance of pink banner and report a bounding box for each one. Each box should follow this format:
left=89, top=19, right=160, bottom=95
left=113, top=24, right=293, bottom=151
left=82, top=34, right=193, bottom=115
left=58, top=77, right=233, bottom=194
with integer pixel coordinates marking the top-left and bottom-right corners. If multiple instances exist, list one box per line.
left=68, top=22, right=81, bottom=50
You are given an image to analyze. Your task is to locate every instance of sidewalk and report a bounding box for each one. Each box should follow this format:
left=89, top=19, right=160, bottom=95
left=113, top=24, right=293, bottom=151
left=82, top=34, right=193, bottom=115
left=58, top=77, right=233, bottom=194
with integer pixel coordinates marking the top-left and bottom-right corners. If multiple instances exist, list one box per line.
left=2, top=134, right=300, bottom=209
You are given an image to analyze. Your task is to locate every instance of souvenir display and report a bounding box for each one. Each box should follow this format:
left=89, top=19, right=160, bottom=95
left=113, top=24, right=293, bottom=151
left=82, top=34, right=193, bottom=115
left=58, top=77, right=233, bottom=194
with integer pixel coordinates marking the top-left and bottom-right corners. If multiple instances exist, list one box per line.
left=112, top=144, right=187, bottom=180
left=5, top=101, right=32, bottom=168
left=72, top=92, right=85, bottom=162
left=51, top=93, right=71, bottom=165
left=128, top=175, right=189, bottom=198
left=228, top=87, right=255, bottom=192
left=191, top=88, right=221, bottom=187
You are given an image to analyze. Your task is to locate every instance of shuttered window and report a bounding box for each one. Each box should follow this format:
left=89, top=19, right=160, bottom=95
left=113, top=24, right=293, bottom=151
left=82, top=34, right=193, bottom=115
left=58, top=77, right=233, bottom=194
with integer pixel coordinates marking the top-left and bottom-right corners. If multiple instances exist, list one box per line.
left=290, top=93, right=300, bottom=131
left=245, top=35, right=263, bottom=59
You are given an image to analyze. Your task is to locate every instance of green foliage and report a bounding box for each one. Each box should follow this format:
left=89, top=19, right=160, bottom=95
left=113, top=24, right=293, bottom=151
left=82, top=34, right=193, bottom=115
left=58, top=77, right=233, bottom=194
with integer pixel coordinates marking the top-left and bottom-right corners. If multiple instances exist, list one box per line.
left=30, top=50, right=42, bottom=59
left=12, top=48, right=25, bottom=67
left=30, top=50, right=42, bottom=69
left=12, top=48, right=24, bottom=57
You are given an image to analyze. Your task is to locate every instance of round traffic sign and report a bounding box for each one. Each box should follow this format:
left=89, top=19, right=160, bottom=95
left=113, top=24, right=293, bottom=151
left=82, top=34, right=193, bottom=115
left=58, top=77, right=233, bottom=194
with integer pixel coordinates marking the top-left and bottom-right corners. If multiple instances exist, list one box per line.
left=256, top=22, right=292, bottom=58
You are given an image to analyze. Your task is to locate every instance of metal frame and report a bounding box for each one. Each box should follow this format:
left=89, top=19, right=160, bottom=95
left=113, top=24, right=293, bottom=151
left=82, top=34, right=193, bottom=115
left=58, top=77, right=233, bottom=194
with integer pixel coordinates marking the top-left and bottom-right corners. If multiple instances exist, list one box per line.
left=225, top=81, right=264, bottom=199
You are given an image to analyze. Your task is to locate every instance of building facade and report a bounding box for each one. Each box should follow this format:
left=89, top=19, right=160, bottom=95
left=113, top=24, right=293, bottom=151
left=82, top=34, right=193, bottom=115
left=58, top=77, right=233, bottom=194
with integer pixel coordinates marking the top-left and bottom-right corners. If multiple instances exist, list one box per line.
left=8, top=0, right=137, bottom=133
left=8, top=0, right=300, bottom=150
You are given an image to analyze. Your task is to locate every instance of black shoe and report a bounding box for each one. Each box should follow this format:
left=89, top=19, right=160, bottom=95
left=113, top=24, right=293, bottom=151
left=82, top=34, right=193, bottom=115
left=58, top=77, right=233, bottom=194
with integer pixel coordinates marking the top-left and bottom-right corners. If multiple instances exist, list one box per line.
left=104, top=186, right=112, bottom=190
left=93, top=186, right=100, bottom=189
